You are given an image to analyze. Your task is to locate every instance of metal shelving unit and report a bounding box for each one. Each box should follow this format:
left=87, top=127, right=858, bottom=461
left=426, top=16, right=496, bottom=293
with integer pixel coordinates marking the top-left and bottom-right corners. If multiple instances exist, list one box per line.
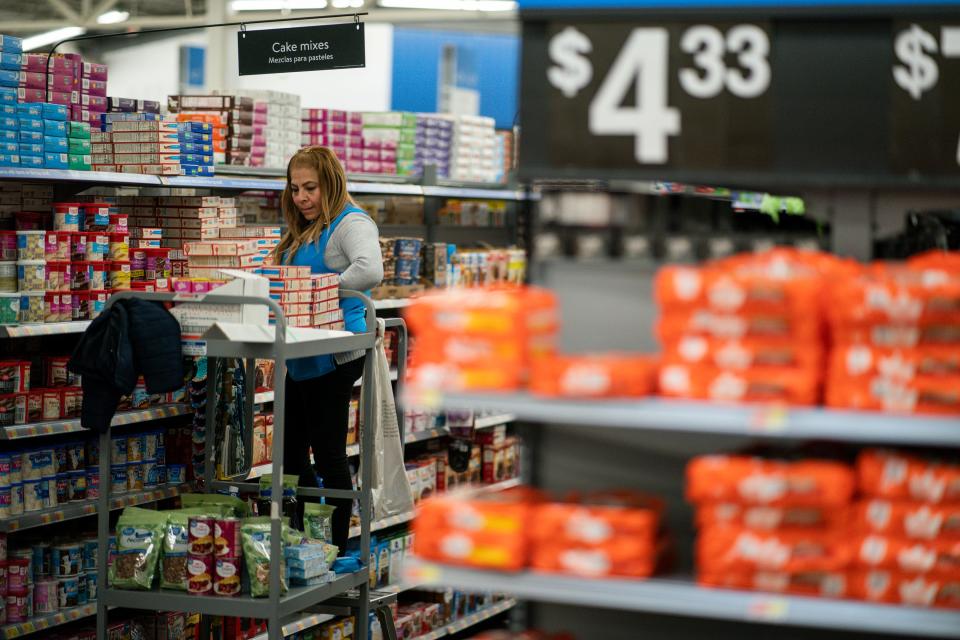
left=0, top=321, right=92, bottom=338
left=96, top=290, right=381, bottom=640
left=405, top=561, right=960, bottom=639
left=1, top=603, right=98, bottom=639
left=2, top=483, right=187, bottom=533
left=412, top=392, right=960, bottom=447
left=473, top=413, right=518, bottom=430
left=416, top=599, right=518, bottom=640
left=1, top=403, right=191, bottom=440
left=248, top=613, right=336, bottom=640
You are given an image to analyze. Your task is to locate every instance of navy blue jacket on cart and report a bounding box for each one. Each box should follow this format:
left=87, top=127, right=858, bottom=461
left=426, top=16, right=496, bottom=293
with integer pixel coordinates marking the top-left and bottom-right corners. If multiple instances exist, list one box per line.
left=68, top=298, right=185, bottom=433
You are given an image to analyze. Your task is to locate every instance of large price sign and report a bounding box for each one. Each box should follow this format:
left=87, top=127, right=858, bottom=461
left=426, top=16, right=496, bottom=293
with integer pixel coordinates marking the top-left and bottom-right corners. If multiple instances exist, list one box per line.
left=519, top=16, right=960, bottom=187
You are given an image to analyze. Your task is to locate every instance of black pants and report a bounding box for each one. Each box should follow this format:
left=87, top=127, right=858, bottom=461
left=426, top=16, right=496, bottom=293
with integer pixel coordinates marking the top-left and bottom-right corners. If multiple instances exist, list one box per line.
left=283, top=355, right=365, bottom=551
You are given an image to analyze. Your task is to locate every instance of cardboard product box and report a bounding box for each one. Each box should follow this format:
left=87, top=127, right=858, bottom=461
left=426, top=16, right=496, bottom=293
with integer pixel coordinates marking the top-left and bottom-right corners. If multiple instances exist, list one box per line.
left=405, top=464, right=422, bottom=503
left=418, top=458, right=437, bottom=501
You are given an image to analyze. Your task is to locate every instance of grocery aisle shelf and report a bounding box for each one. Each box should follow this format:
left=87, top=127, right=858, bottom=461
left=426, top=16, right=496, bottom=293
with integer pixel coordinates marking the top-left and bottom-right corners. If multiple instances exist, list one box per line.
left=2, top=483, right=188, bottom=533
left=373, top=299, right=412, bottom=310
left=1, top=603, right=98, bottom=639
left=254, top=369, right=396, bottom=401
left=406, top=427, right=449, bottom=444
left=160, top=175, right=285, bottom=190
left=422, top=184, right=531, bottom=201
left=415, top=599, right=518, bottom=640
left=248, top=612, right=336, bottom=640
left=483, top=477, right=522, bottom=492
left=246, top=463, right=272, bottom=479
left=0, top=321, right=91, bottom=338
left=349, top=510, right=416, bottom=539
left=379, top=581, right=423, bottom=594
left=474, top=414, right=517, bottom=430
left=1, top=403, right=192, bottom=440
left=411, top=392, right=960, bottom=446
left=404, top=562, right=960, bottom=639
left=0, top=167, right=161, bottom=185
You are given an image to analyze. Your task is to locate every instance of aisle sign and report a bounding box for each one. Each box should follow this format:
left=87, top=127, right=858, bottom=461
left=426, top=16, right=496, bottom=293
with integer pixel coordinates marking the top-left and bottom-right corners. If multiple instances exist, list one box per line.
left=520, top=14, right=960, bottom=186
left=237, top=22, right=365, bottom=76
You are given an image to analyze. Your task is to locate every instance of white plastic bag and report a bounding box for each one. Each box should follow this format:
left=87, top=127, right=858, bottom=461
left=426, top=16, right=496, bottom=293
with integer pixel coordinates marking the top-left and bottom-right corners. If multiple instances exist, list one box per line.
left=363, top=318, right=415, bottom=519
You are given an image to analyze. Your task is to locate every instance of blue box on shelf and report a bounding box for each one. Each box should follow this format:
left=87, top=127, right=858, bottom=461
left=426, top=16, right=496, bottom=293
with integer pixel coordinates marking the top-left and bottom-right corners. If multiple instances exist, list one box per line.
left=179, top=121, right=213, bottom=134
left=0, top=36, right=23, bottom=54
left=19, top=155, right=42, bottom=168
left=19, top=130, right=42, bottom=143
left=0, top=87, right=15, bottom=105
left=0, top=104, right=15, bottom=118
left=43, top=136, right=67, bottom=153
left=0, top=70, right=18, bottom=88
left=43, top=120, right=67, bottom=137
left=0, top=116, right=17, bottom=132
left=179, top=132, right=212, bottom=144
left=181, top=164, right=215, bottom=177
left=20, top=143, right=42, bottom=156
left=0, top=53, right=19, bottom=71
left=41, top=104, right=68, bottom=121
left=44, top=152, right=68, bottom=169
left=17, top=103, right=42, bottom=118
left=0, top=153, right=20, bottom=167
left=0, top=141, right=16, bottom=155
left=18, top=117, right=42, bottom=133
left=0, top=130, right=15, bottom=143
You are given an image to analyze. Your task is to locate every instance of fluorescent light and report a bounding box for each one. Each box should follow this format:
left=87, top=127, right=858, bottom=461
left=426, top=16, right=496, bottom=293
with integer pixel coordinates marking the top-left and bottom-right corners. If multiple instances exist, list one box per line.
left=332, top=0, right=363, bottom=7
left=230, top=0, right=329, bottom=10
left=96, top=10, right=130, bottom=24
left=22, top=26, right=85, bottom=52
left=379, top=0, right=516, bottom=9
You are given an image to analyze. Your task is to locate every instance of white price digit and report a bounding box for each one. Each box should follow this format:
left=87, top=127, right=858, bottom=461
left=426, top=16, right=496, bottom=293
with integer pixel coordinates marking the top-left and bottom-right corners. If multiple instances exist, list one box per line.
left=679, top=24, right=771, bottom=99
left=588, top=28, right=680, bottom=165
left=726, top=24, right=771, bottom=99
left=679, top=26, right=725, bottom=98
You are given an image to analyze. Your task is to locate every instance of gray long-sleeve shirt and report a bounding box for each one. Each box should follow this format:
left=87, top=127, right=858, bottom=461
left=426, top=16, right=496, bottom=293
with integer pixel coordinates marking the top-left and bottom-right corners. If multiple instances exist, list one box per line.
left=325, top=211, right=383, bottom=364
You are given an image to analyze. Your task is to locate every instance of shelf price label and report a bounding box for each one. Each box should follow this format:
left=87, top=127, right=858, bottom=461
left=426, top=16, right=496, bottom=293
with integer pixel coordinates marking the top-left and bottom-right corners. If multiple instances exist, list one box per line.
left=547, top=23, right=771, bottom=165
left=891, top=23, right=960, bottom=169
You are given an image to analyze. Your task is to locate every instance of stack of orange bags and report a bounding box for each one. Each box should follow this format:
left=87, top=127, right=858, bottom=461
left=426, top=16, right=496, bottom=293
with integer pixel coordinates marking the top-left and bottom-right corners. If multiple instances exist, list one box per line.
left=414, top=488, right=665, bottom=579
left=528, top=353, right=658, bottom=398
left=528, top=492, right=665, bottom=578
left=688, top=454, right=856, bottom=598
left=825, top=251, right=960, bottom=415
left=656, top=249, right=856, bottom=405
left=404, top=287, right=558, bottom=392
left=849, top=449, right=960, bottom=608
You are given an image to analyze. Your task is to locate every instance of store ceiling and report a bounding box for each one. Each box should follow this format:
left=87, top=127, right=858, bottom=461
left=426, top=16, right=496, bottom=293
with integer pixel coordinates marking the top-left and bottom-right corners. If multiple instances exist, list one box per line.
left=1, top=0, right=518, bottom=34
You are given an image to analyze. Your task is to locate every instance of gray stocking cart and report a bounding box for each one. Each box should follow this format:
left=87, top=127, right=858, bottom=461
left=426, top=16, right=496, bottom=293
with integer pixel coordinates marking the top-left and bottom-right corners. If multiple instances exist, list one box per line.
left=94, top=289, right=391, bottom=640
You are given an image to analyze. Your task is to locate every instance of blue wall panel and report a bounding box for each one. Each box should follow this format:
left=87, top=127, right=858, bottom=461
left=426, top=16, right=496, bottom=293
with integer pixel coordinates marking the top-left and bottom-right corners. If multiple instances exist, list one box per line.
left=391, top=28, right=519, bottom=130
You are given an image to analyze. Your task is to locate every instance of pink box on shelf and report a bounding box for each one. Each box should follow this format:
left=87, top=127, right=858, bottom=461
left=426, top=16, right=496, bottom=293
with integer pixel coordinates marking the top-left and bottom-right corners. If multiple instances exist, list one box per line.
left=330, top=145, right=347, bottom=159
left=254, top=103, right=268, bottom=114
left=346, top=135, right=364, bottom=150
left=47, top=74, right=76, bottom=92
left=381, top=163, right=397, bottom=175
left=303, top=121, right=325, bottom=134
left=252, top=135, right=267, bottom=147
left=42, top=90, right=73, bottom=106
left=364, top=139, right=383, bottom=151
left=302, top=108, right=327, bottom=120
left=327, top=110, right=347, bottom=122
left=346, top=159, right=364, bottom=173
left=22, top=54, right=76, bottom=74
left=252, top=112, right=267, bottom=125
left=81, top=62, right=108, bottom=81
left=82, top=94, right=107, bottom=110
left=363, top=160, right=383, bottom=174
left=81, top=78, right=107, bottom=97
left=346, top=123, right=364, bottom=136
left=380, top=148, right=397, bottom=163
left=362, top=148, right=380, bottom=161
left=345, top=147, right=364, bottom=161
left=326, top=134, right=346, bottom=147
left=326, top=121, right=347, bottom=135
left=348, top=111, right=363, bottom=125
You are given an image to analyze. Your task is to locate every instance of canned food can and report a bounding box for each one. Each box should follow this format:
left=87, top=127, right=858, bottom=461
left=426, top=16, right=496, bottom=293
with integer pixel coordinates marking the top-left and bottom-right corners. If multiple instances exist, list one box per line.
left=82, top=537, right=98, bottom=571
left=86, top=469, right=99, bottom=499
left=66, top=442, right=85, bottom=471
left=6, top=591, right=28, bottom=623
left=214, top=518, right=241, bottom=558
left=23, top=450, right=52, bottom=481
left=213, top=556, right=242, bottom=597
left=57, top=575, right=78, bottom=608
left=110, top=437, right=126, bottom=465
left=23, top=479, right=44, bottom=512
left=142, top=460, right=158, bottom=489
left=9, top=483, right=22, bottom=515
left=31, top=543, right=50, bottom=578
left=33, top=578, right=57, bottom=614
left=55, top=474, right=69, bottom=504
left=186, top=553, right=214, bottom=595
left=109, top=465, right=126, bottom=495
left=77, top=571, right=87, bottom=605
left=68, top=470, right=86, bottom=501
left=85, top=570, right=97, bottom=601
left=52, top=544, right=81, bottom=577
left=188, top=516, right=215, bottom=556
left=7, top=558, right=29, bottom=591
left=126, top=462, right=143, bottom=492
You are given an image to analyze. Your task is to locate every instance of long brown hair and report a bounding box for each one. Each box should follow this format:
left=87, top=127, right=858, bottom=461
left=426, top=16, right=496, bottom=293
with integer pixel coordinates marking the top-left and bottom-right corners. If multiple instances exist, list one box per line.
left=272, top=146, right=355, bottom=264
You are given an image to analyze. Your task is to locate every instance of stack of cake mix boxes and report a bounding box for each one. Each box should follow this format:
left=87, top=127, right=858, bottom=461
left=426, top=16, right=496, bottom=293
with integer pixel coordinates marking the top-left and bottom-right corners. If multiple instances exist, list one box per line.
left=183, top=237, right=261, bottom=281
left=168, top=94, right=254, bottom=167
left=301, top=108, right=366, bottom=171
left=450, top=115, right=498, bottom=183
left=221, top=89, right=300, bottom=169
left=362, top=111, right=415, bottom=176
left=414, top=114, right=453, bottom=179
left=217, top=225, right=281, bottom=266
left=91, top=115, right=214, bottom=175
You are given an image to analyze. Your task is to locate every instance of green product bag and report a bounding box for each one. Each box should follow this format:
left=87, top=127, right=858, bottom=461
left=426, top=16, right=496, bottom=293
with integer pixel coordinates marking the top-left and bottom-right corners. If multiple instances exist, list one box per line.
left=241, top=517, right=289, bottom=597
left=304, top=502, right=336, bottom=543
left=160, top=511, right=190, bottom=590
left=180, top=492, right=250, bottom=517
left=109, top=507, right=167, bottom=590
